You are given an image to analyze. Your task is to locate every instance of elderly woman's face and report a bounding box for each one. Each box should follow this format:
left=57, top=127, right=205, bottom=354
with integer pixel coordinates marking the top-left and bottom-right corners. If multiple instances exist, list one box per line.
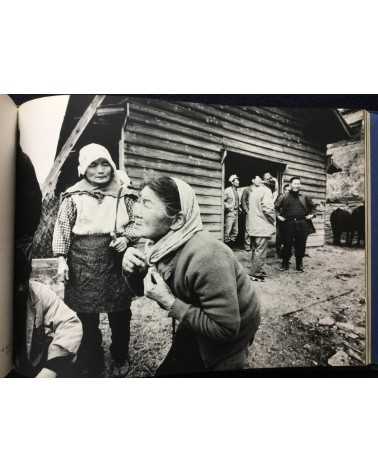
left=85, top=158, right=112, bottom=185
left=133, top=186, right=173, bottom=241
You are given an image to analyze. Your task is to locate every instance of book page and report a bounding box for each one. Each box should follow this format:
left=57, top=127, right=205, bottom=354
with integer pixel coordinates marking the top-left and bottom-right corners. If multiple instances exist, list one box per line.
left=0, top=95, right=17, bottom=377
left=15, top=95, right=368, bottom=377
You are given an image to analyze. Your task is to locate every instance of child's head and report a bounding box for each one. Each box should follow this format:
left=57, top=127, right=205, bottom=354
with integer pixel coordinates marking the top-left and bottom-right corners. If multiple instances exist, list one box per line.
left=78, top=143, right=116, bottom=186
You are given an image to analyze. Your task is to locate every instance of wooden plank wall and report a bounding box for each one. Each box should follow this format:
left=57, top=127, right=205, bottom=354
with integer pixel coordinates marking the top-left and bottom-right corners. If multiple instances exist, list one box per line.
left=122, top=99, right=327, bottom=246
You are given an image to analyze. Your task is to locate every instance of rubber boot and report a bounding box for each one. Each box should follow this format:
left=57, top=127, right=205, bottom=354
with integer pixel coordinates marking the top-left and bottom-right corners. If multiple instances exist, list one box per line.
left=296, top=257, right=304, bottom=272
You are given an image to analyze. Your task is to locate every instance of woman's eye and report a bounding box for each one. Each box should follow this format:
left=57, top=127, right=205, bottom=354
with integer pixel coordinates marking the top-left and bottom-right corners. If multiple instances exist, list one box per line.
left=141, top=199, right=152, bottom=208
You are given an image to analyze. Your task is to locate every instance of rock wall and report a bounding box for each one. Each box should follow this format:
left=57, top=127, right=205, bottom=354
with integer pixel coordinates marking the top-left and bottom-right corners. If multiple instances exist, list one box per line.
left=325, top=112, right=365, bottom=244
left=326, top=119, right=365, bottom=204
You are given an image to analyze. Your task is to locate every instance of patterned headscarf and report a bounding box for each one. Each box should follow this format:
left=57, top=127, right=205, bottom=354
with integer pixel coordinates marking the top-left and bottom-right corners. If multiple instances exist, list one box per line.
left=145, top=178, right=203, bottom=266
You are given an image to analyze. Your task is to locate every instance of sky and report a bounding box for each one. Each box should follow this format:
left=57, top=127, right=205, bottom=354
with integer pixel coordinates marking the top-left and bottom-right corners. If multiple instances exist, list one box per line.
left=18, top=95, right=69, bottom=185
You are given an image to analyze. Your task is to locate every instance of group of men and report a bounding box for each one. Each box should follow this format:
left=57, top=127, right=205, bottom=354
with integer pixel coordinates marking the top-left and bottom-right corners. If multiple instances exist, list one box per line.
left=224, top=172, right=316, bottom=281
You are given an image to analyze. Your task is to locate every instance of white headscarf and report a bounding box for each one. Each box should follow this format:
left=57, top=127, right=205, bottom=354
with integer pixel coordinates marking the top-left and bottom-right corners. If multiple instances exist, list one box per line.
left=78, top=143, right=116, bottom=177
left=145, top=177, right=203, bottom=265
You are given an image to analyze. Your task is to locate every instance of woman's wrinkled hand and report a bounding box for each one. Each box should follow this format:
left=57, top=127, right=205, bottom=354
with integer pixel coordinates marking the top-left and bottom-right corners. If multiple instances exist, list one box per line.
left=143, top=269, right=176, bottom=311
left=109, top=236, right=128, bottom=253
left=122, top=247, right=147, bottom=274
left=57, top=256, right=69, bottom=282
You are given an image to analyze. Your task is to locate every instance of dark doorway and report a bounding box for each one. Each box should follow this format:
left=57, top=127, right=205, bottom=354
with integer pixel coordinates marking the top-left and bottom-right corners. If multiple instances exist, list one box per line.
left=224, top=151, right=286, bottom=189
left=224, top=151, right=286, bottom=248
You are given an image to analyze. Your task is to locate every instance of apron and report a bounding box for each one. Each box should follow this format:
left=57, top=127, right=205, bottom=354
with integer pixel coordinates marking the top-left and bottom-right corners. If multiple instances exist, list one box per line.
left=65, top=234, right=131, bottom=313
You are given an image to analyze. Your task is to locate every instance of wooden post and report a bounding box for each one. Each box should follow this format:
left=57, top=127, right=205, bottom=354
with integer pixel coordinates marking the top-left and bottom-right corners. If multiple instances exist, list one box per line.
left=220, top=148, right=227, bottom=241
left=118, top=102, right=130, bottom=172
left=34, top=95, right=106, bottom=257
left=41, top=94, right=106, bottom=198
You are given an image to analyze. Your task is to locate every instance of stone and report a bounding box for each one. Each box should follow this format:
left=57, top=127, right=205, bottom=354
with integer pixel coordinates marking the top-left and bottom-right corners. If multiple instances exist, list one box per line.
left=318, top=317, right=335, bottom=327
left=301, top=319, right=315, bottom=327
left=346, top=332, right=359, bottom=340
left=353, top=327, right=366, bottom=338
left=336, top=323, right=365, bottom=338
left=336, top=322, right=355, bottom=332
left=347, top=349, right=363, bottom=363
left=328, top=350, right=350, bottom=367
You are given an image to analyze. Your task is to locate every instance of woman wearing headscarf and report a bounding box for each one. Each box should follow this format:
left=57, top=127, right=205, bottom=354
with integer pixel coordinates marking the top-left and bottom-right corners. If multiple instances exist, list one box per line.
left=122, top=175, right=261, bottom=375
left=52, top=143, right=137, bottom=377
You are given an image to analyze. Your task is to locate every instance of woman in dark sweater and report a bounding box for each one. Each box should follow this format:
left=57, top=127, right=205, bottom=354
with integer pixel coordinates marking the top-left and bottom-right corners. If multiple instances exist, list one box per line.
left=122, top=176, right=261, bottom=375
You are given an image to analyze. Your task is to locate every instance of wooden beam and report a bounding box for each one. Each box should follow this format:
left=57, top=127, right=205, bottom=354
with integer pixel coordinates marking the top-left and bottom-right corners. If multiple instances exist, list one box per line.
left=42, top=94, right=106, bottom=197
left=119, top=102, right=130, bottom=172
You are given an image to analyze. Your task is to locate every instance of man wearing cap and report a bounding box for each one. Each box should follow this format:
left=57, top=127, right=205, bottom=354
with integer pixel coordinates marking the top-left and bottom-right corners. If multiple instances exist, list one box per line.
left=224, top=174, right=240, bottom=247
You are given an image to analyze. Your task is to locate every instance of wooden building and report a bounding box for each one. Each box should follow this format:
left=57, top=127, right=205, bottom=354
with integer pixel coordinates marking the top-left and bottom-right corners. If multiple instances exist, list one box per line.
left=36, top=95, right=351, bottom=256
left=120, top=98, right=350, bottom=247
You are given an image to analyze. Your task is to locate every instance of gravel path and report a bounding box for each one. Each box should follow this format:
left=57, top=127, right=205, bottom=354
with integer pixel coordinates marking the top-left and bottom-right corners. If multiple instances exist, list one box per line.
left=32, top=245, right=366, bottom=377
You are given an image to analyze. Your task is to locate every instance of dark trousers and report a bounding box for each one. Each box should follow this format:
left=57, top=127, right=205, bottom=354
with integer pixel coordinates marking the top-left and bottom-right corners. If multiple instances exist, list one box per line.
left=155, top=326, right=205, bottom=377
left=155, top=325, right=253, bottom=377
left=108, top=309, right=132, bottom=363
left=76, top=308, right=132, bottom=376
left=282, top=220, right=308, bottom=262
left=276, top=222, right=284, bottom=257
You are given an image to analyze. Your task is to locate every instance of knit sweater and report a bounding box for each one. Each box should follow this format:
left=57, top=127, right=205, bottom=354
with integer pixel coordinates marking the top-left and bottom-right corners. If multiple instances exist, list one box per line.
left=171, top=231, right=261, bottom=367
left=128, top=231, right=261, bottom=368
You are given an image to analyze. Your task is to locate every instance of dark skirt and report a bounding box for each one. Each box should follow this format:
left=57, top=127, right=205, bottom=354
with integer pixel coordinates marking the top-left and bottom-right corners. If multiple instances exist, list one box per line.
left=65, top=234, right=131, bottom=313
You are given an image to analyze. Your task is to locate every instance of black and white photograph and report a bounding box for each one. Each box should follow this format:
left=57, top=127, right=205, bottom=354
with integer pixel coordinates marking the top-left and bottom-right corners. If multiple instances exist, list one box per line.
left=13, top=95, right=367, bottom=377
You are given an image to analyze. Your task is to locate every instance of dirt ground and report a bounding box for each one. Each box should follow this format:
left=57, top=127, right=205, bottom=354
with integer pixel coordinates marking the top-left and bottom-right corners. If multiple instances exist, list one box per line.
left=32, top=244, right=367, bottom=377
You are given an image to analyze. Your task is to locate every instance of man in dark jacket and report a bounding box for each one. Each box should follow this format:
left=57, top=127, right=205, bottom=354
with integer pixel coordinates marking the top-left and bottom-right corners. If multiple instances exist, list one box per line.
left=275, top=177, right=316, bottom=272
left=241, top=181, right=253, bottom=251
left=274, top=183, right=290, bottom=257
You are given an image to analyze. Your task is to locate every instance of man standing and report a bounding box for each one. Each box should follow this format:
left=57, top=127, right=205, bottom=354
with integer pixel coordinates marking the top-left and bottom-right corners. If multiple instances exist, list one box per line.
left=274, top=183, right=290, bottom=257
left=224, top=174, right=240, bottom=247
left=276, top=176, right=316, bottom=272
left=263, top=172, right=279, bottom=202
left=247, top=175, right=276, bottom=281
left=241, top=181, right=253, bottom=251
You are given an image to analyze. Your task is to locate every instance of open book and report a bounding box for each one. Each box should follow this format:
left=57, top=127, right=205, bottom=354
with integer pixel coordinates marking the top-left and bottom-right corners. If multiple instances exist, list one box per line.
left=0, top=94, right=374, bottom=377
